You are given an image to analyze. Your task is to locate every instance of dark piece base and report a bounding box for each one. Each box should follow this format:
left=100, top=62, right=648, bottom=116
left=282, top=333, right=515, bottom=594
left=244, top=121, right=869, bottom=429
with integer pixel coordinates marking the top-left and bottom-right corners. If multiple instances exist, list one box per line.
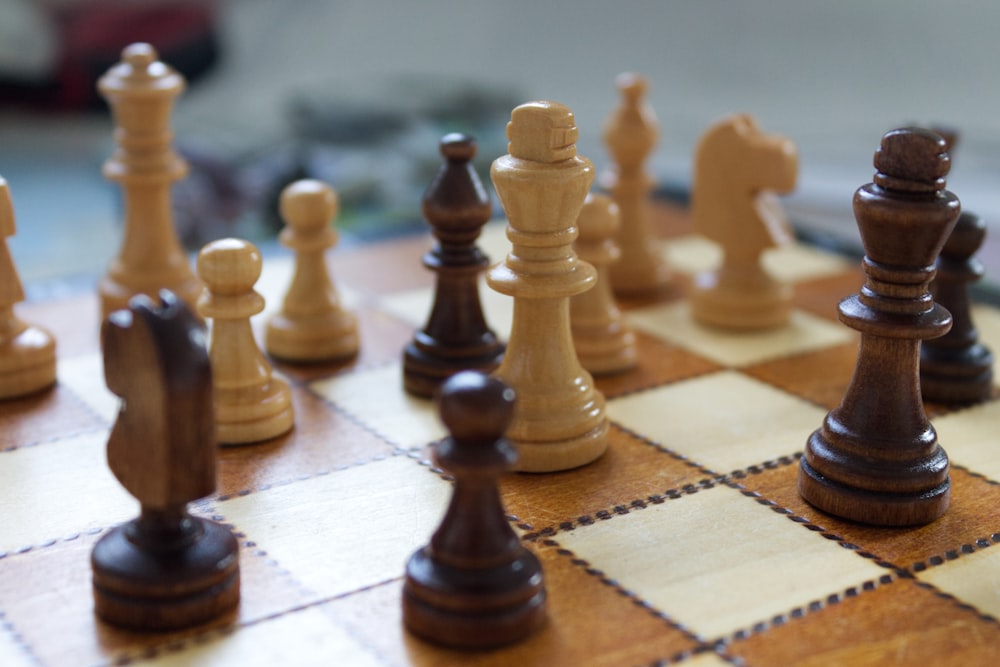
left=92, top=518, right=240, bottom=631
left=921, top=370, right=994, bottom=405
left=920, top=345, right=994, bottom=404
left=798, top=457, right=951, bottom=527
left=402, top=340, right=504, bottom=399
left=402, top=548, right=546, bottom=649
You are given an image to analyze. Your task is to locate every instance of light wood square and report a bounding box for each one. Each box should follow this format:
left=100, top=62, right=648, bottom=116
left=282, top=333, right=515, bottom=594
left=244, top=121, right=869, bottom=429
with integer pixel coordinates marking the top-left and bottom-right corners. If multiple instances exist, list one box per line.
left=684, top=654, right=737, bottom=667
left=971, top=304, right=1000, bottom=380
left=606, top=370, right=825, bottom=473
left=932, top=400, right=1000, bottom=482
left=628, top=301, right=853, bottom=367
left=556, top=484, right=887, bottom=640
left=665, top=235, right=852, bottom=283
left=131, top=608, right=381, bottom=667
left=218, top=455, right=451, bottom=600
left=479, top=218, right=513, bottom=265
left=256, top=254, right=293, bottom=318
left=308, top=362, right=444, bottom=449
left=0, top=429, right=135, bottom=554
left=309, top=363, right=447, bottom=449
left=58, top=352, right=117, bottom=424
left=370, top=286, right=429, bottom=329
left=918, top=545, right=1000, bottom=620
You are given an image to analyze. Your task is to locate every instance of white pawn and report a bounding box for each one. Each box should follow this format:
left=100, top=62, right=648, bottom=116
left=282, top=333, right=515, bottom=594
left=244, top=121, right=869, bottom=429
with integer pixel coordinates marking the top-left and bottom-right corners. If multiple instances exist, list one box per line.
left=266, top=180, right=358, bottom=362
left=571, top=193, right=637, bottom=375
left=0, top=178, right=56, bottom=399
left=197, top=239, right=294, bottom=444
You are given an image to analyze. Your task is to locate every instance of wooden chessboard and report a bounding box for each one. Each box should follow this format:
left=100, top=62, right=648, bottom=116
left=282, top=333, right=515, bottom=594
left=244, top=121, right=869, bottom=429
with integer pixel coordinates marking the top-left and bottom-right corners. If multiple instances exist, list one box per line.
left=4, top=201, right=1000, bottom=667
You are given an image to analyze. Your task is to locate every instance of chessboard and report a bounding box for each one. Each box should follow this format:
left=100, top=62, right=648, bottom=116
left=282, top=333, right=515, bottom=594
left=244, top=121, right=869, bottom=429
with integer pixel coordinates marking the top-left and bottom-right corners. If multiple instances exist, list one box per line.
left=4, top=200, right=1000, bottom=667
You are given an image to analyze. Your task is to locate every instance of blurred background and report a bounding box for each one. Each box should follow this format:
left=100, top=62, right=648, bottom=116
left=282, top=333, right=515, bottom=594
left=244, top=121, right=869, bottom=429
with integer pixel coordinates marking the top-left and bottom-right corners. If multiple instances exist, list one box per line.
left=2, top=0, right=999, bottom=297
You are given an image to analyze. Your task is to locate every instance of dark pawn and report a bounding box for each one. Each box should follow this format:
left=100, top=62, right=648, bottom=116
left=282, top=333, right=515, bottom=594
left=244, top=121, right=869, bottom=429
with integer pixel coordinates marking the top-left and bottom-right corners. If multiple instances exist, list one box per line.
left=921, top=211, right=994, bottom=403
left=799, top=128, right=959, bottom=526
left=403, top=372, right=546, bottom=648
left=403, top=134, right=504, bottom=397
left=92, top=291, right=239, bottom=631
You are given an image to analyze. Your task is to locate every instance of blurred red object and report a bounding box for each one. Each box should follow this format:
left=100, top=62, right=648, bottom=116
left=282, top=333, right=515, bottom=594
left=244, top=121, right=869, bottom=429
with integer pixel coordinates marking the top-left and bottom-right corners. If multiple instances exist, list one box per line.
left=0, top=1, right=219, bottom=111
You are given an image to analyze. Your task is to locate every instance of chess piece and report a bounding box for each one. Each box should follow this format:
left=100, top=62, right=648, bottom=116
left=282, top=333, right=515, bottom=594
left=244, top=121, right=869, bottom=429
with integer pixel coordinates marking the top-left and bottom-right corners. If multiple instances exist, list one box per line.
left=92, top=291, right=239, bottom=630
left=197, top=239, right=294, bottom=444
left=0, top=177, right=56, bottom=399
left=571, top=193, right=637, bottom=375
left=689, top=114, right=798, bottom=330
left=799, top=128, right=959, bottom=526
left=403, top=133, right=504, bottom=397
left=403, top=371, right=546, bottom=648
left=265, top=180, right=359, bottom=362
left=487, top=101, right=609, bottom=472
left=920, top=127, right=993, bottom=403
left=601, top=73, right=671, bottom=295
left=97, top=43, right=201, bottom=319
left=920, top=210, right=994, bottom=403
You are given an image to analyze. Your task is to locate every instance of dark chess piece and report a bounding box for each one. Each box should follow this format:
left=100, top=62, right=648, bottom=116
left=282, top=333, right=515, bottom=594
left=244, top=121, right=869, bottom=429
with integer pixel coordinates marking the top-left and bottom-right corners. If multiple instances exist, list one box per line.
left=919, top=125, right=993, bottom=404
left=920, top=211, right=994, bottom=403
left=799, top=128, right=960, bottom=526
left=403, top=134, right=504, bottom=398
left=92, top=291, right=239, bottom=630
left=403, top=371, right=546, bottom=648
